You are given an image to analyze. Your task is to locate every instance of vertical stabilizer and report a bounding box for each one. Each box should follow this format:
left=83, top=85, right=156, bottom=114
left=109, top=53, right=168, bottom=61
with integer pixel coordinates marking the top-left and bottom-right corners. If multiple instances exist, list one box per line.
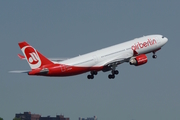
left=18, top=41, right=54, bottom=69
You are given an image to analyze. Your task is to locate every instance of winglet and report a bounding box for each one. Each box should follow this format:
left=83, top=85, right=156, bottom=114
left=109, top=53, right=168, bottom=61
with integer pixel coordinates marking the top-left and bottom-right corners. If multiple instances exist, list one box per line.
left=18, top=54, right=25, bottom=59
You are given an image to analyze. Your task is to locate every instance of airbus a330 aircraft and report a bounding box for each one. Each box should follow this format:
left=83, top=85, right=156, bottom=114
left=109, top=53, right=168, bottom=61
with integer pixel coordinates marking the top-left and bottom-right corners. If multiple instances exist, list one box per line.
left=11, top=35, right=168, bottom=79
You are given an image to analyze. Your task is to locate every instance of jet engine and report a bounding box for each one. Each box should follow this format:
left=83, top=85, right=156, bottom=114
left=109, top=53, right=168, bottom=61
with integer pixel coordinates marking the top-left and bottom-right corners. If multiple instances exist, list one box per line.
left=129, top=54, right=148, bottom=66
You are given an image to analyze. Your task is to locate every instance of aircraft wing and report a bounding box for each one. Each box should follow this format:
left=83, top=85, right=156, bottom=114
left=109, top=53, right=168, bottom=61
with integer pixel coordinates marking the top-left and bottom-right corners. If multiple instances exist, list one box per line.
left=102, top=53, right=133, bottom=72
left=48, top=58, right=69, bottom=62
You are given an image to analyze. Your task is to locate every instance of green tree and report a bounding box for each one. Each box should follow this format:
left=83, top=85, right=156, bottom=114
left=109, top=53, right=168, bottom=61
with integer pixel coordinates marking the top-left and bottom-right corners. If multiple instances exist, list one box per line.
left=13, top=117, right=21, bottom=120
left=0, top=117, right=3, bottom=120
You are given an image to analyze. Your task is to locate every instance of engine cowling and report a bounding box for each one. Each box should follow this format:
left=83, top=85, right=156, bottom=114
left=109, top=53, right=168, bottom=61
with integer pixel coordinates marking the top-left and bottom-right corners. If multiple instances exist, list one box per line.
left=129, top=54, right=148, bottom=66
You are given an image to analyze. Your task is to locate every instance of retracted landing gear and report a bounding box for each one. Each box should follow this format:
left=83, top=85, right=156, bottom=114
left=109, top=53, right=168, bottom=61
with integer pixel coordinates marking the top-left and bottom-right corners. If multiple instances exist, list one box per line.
left=87, top=71, right=98, bottom=79
left=108, top=70, right=119, bottom=79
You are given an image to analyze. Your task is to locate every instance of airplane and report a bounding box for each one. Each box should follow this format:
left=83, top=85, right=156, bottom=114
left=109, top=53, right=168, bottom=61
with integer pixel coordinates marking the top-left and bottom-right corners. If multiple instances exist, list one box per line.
left=10, top=34, right=168, bottom=79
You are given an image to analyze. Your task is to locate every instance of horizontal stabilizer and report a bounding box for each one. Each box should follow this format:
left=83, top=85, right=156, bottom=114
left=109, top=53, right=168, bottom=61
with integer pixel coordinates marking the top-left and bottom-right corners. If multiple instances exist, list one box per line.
left=9, top=70, right=30, bottom=73
left=18, top=54, right=25, bottom=59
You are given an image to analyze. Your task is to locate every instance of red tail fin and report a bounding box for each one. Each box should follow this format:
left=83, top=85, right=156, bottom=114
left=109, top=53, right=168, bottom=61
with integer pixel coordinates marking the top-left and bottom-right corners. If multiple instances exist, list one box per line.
left=18, top=41, right=54, bottom=69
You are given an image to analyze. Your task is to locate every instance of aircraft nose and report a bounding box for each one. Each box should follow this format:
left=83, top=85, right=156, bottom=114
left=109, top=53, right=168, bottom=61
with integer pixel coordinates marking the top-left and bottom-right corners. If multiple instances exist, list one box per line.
left=164, top=37, right=168, bottom=43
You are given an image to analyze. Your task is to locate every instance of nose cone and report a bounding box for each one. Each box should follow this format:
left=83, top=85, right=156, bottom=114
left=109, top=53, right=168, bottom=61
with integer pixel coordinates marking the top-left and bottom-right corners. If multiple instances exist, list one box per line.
left=161, top=36, right=168, bottom=46
left=164, top=37, right=168, bottom=43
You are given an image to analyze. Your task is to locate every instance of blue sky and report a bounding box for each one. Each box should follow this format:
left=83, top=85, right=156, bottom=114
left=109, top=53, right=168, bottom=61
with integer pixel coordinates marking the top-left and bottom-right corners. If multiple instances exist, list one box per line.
left=0, top=1, right=179, bottom=120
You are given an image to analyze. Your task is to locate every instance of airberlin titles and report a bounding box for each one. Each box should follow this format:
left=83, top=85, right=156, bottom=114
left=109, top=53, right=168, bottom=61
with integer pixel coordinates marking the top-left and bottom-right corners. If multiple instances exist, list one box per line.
left=131, top=39, right=157, bottom=50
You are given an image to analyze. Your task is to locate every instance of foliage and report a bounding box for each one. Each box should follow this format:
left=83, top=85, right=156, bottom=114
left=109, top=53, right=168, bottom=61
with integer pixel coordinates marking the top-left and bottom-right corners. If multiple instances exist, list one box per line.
left=0, top=117, right=3, bottom=120
left=13, top=117, right=21, bottom=120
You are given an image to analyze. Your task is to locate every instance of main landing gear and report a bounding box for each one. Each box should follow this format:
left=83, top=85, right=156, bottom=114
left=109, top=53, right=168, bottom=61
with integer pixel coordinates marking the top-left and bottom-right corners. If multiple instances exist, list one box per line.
left=108, top=70, right=119, bottom=79
left=87, top=71, right=98, bottom=79
left=107, top=63, right=119, bottom=79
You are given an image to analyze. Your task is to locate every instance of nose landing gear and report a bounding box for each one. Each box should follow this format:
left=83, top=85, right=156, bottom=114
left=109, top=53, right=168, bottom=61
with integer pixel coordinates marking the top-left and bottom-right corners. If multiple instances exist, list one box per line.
left=152, top=51, right=157, bottom=59
left=152, top=54, right=157, bottom=59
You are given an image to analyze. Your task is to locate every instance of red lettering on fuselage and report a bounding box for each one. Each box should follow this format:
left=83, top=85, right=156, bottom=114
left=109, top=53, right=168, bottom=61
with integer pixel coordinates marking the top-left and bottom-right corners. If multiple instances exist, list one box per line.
left=131, top=39, right=157, bottom=50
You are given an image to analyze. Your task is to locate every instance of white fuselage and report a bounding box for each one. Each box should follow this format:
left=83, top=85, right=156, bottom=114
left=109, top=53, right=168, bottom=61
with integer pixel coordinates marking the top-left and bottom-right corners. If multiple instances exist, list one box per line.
left=59, top=35, right=168, bottom=67
left=13, top=34, right=168, bottom=78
